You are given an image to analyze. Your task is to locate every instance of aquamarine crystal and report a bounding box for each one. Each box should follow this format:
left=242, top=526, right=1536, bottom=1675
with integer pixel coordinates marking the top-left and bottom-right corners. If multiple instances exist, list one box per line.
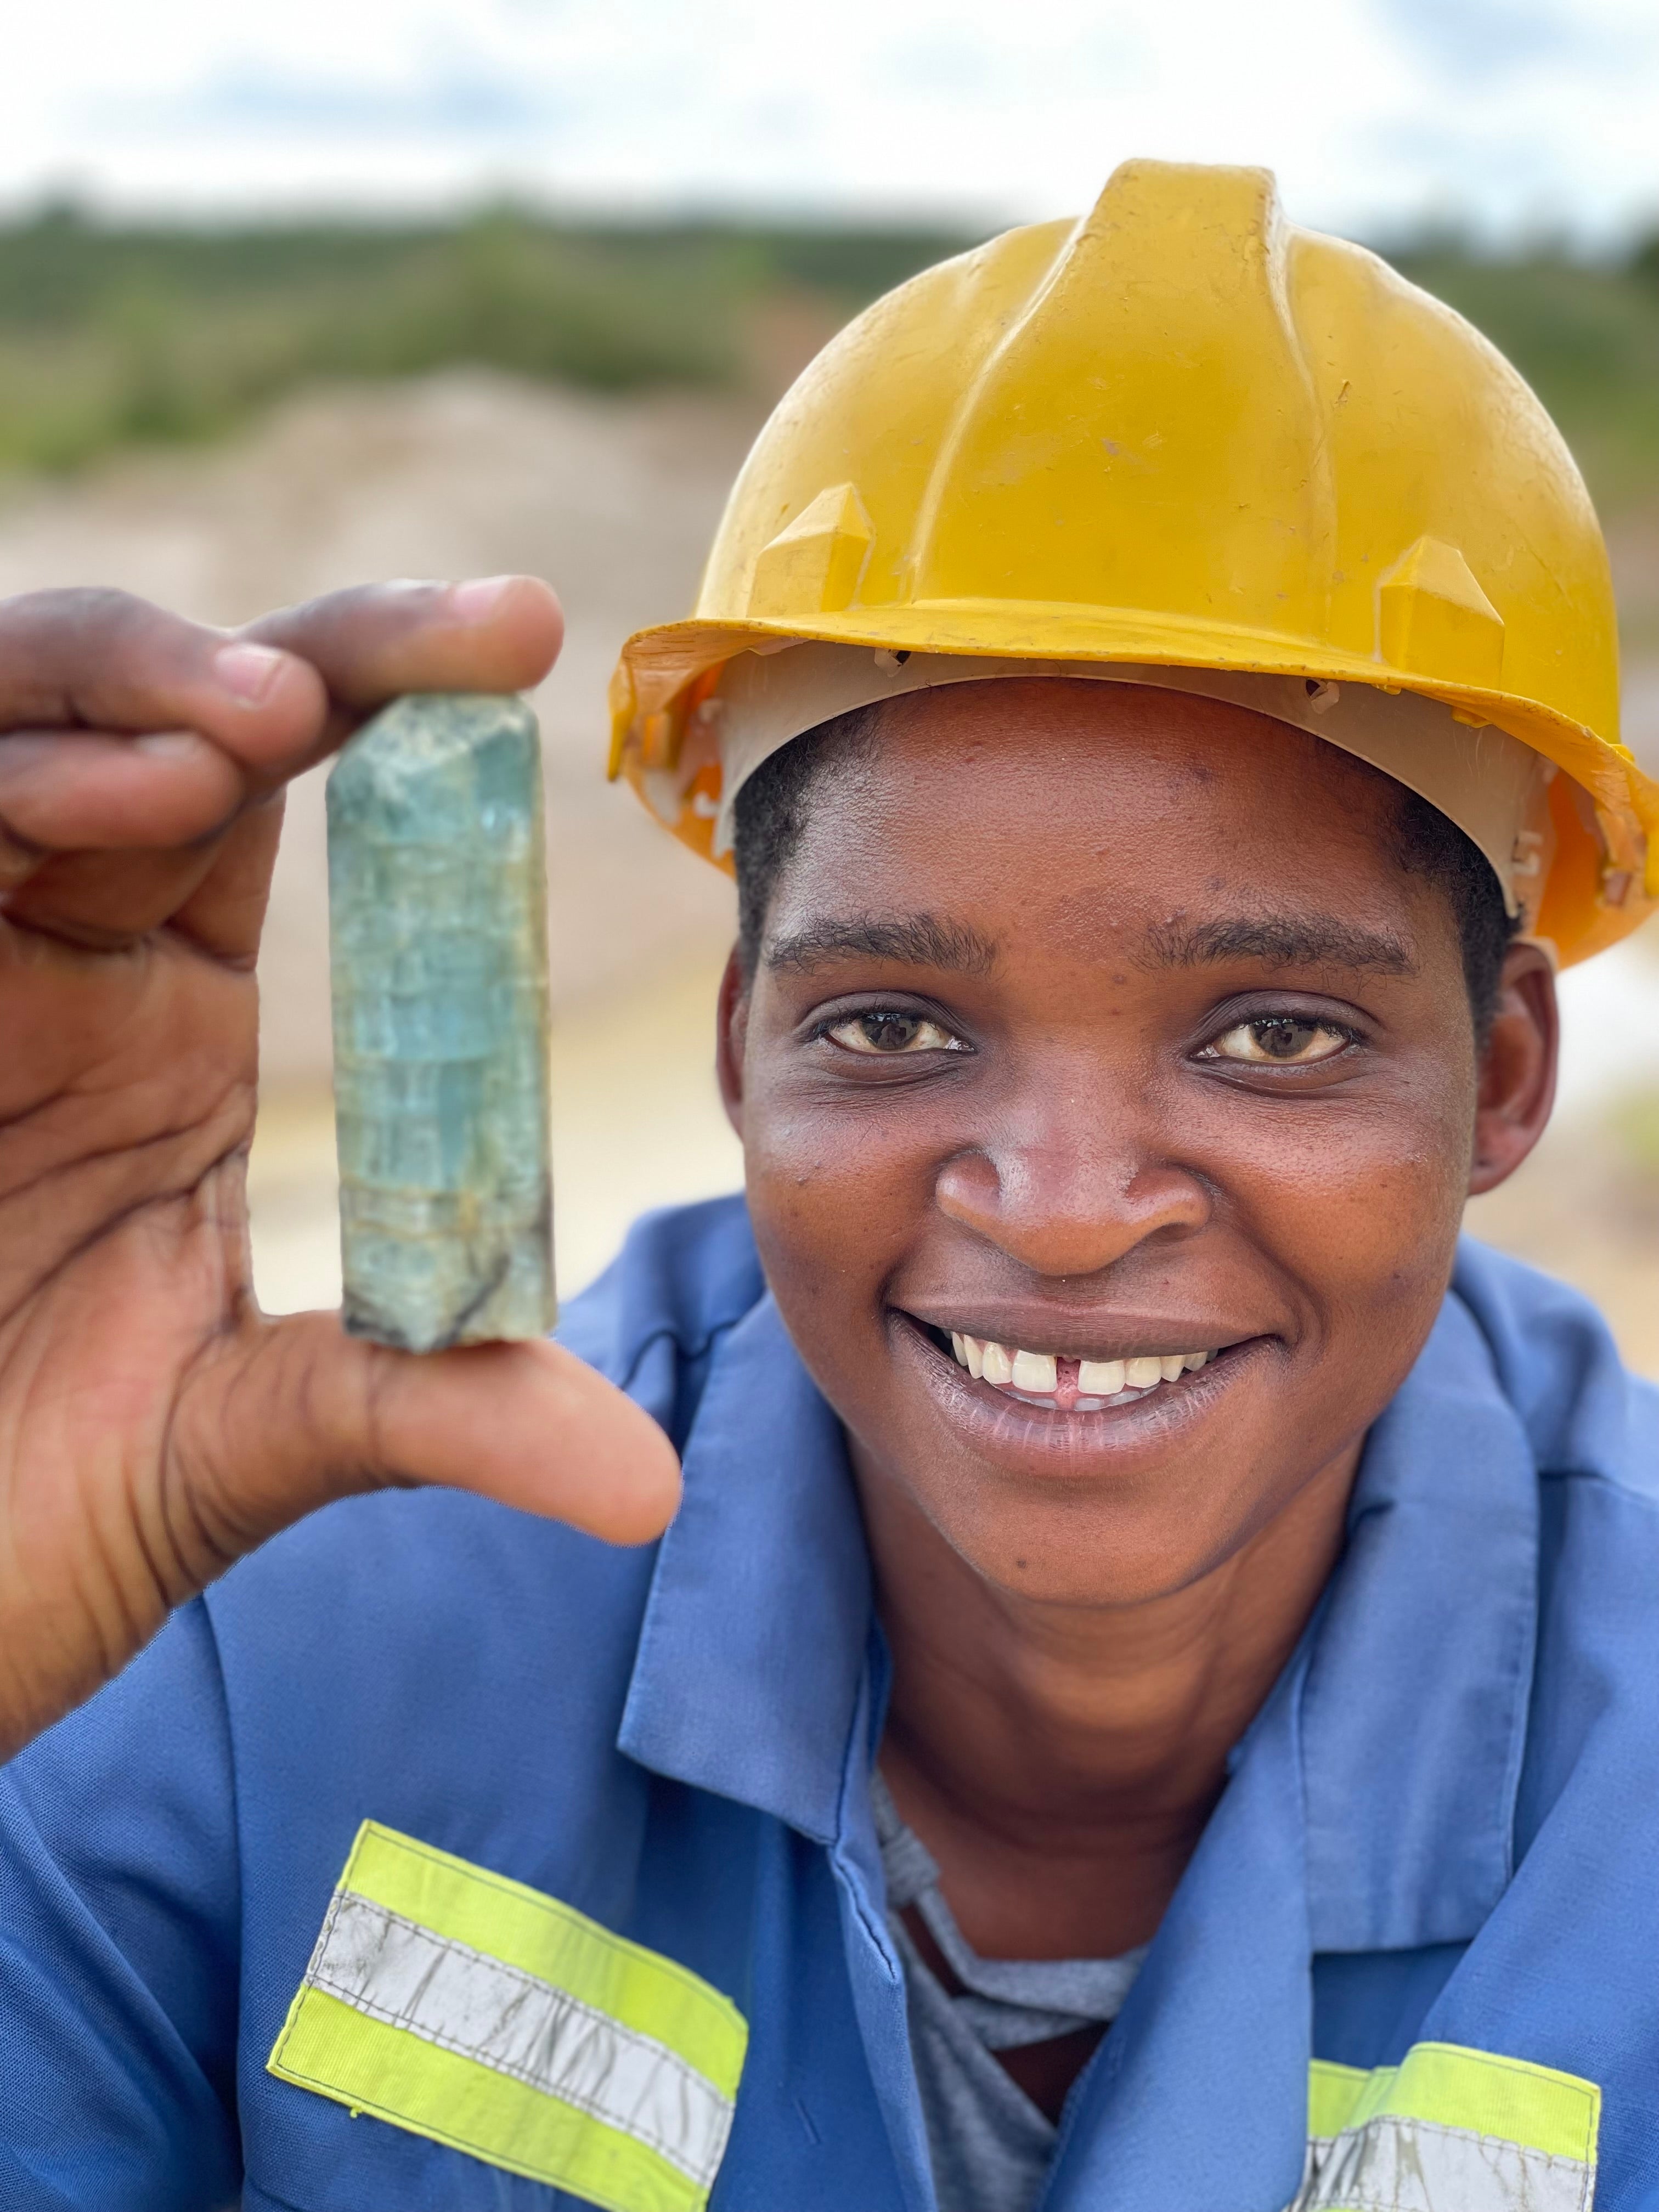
left=326, top=693, right=555, bottom=1352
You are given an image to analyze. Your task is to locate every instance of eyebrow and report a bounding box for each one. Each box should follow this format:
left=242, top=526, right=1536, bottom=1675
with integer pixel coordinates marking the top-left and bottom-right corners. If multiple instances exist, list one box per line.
left=1144, top=912, right=1416, bottom=976
left=764, top=912, right=998, bottom=977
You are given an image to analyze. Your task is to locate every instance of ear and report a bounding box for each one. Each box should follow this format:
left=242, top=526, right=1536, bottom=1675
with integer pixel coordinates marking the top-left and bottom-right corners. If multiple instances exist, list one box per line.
left=1467, top=941, right=1559, bottom=1197
left=715, top=944, right=750, bottom=1139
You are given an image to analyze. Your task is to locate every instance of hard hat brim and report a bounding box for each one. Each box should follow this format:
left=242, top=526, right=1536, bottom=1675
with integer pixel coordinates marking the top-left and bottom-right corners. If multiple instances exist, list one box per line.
left=610, top=605, right=1658, bottom=968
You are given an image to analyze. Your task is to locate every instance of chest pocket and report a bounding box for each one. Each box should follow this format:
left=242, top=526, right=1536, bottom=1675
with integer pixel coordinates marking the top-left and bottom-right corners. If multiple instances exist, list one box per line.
left=268, top=1822, right=748, bottom=2212
left=1293, top=2042, right=1601, bottom=2212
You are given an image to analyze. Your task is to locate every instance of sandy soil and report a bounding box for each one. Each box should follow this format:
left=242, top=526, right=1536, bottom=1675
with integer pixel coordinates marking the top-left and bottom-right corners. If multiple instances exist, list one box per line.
left=0, top=370, right=755, bottom=1081
left=2, top=371, right=1656, bottom=1366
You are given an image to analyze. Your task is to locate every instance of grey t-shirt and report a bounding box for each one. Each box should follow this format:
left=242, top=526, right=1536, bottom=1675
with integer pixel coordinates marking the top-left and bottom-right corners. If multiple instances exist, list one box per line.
left=872, top=1774, right=1147, bottom=2212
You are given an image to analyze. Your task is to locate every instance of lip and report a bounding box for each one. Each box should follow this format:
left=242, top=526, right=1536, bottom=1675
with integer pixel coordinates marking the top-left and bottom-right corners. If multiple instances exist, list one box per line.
left=889, top=1308, right=1272, bottom=1479
left=899, top=1304, right=1253, bottom=1366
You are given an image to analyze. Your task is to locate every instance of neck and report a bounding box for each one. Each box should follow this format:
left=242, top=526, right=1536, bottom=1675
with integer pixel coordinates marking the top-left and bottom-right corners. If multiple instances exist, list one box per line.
left=851, top=1442, right=1358, bottom=1961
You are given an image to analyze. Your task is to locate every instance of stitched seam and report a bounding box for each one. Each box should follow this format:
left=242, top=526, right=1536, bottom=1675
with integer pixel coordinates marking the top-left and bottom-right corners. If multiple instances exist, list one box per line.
left=315, top=1902, right=707, bottom=2094
left=1311, top=2181, right=1594, bottom=2212
left=307, top=1895, right=731, bottom=2182
left=263, top=2062, right=696, bottom=2212
left=1404, top=2044, right=1598, bottom=2155
left=1412, top=2042, right=1597, bottom=2101
left=270, top=1887, right=348, bottom=2073
left=358, top=1829, right=740, bottom=2017
left=304, top=1973, right=721, bottom=2183
left=1310, top=2115, right=1595, bottom=2212
left=1329, top=2116, right=1593, bottom=2169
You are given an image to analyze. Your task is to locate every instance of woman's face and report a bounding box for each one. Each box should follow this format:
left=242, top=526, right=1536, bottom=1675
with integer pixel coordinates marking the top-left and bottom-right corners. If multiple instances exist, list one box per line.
left=719, top=680, right=1556, bottom=1607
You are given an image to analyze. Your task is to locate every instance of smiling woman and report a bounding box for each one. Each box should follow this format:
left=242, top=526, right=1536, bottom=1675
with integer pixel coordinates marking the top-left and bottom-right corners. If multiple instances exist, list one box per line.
left=3, top=159, right=1658, bottom=2212
left=722, top=681, right=1544, bottom=1629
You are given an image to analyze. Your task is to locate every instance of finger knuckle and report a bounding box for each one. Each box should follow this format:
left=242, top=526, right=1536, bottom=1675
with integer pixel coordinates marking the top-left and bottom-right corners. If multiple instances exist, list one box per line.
left=0, top=584, right=153, bottom=643
left=0, top=588, right=210, bottom=715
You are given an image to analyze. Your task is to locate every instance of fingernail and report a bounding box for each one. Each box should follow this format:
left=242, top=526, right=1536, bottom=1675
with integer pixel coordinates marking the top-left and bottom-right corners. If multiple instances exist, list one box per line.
left=450, top=575, right=514, bottom=623
left=136, top=729, right=211, bottom=761
left=215, top=642, right=286, bottom=703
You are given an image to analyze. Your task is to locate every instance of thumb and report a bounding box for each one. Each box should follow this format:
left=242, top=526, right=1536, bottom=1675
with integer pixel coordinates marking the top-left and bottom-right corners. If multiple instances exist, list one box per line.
left=174, top=1311, right=682, bottom=1561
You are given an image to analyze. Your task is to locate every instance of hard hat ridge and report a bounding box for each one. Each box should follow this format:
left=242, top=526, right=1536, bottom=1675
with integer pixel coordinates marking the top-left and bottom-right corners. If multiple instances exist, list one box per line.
left=909, top=162, right=1339, bottom=636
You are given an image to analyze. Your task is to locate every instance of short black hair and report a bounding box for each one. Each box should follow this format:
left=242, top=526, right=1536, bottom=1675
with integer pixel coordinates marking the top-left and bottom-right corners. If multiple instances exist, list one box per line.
left=732, top=703, right=1520, bottom=1036
left=733, top=703, right=883, bottom=969
left=1389, top=785, right=1521, bottom=1039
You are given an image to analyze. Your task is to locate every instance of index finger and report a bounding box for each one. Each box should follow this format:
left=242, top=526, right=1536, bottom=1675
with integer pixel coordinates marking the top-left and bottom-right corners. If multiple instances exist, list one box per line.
left=240, top=577, right=564, bottom=751
left=0, top=588, right=328, bottom=772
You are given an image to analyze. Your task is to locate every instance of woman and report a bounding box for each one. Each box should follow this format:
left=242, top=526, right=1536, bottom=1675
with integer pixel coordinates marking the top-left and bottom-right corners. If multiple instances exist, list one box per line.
left=0, top=162, right=1654, bottom=2211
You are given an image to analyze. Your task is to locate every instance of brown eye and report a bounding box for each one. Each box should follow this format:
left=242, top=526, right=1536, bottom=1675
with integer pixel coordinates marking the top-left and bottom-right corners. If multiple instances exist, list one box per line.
left=1210, top=1017, right=1349, bottom=1065
left=826, top=1011, right=961, bottom=1055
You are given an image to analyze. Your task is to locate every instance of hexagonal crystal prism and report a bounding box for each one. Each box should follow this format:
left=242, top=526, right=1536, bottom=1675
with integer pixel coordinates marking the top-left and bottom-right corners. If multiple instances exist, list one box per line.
left=326, top=693, right=555, bottom=1351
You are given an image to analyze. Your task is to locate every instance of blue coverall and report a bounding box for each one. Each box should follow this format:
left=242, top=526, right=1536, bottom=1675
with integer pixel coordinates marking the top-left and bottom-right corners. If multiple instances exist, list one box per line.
left=1, top=1198, right=1656, bottom=2211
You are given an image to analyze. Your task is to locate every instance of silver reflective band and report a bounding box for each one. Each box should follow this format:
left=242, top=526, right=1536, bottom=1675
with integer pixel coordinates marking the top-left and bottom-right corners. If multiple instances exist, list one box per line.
left=307, top=1890, right=736, bottom=2190
left=1291, top=2114, right=1596, bottom=2212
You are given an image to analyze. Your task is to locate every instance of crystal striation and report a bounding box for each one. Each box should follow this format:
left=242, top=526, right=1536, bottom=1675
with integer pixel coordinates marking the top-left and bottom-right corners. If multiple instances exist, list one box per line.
left=326, top=693, right=555, bottom=1352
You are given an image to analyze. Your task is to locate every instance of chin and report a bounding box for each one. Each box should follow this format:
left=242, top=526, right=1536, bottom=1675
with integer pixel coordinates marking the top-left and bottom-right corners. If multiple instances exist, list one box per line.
left=922, top=1481, right=1247, bottom=1610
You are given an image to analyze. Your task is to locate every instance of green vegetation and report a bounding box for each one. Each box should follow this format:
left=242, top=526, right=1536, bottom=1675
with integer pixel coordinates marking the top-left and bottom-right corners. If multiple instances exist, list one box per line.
left=0, top=204, right=1655, bottom=514
left=1388, top=242, right=1659, bottom=512
left=0, top=205, right=976, bottom=476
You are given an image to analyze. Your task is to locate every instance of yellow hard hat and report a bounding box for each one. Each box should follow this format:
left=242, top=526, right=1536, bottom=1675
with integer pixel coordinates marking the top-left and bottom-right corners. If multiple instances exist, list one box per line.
left=608, top=159, right=1657, bottom=965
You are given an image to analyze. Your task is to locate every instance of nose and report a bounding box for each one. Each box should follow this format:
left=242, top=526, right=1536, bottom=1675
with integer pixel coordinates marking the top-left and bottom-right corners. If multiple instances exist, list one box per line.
left=934, top=1084, right=1210, bottom=1279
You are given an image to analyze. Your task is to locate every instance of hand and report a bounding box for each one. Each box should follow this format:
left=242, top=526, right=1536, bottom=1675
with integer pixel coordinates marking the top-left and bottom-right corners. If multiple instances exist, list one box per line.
left=0, top=580, right=681, bottom=1759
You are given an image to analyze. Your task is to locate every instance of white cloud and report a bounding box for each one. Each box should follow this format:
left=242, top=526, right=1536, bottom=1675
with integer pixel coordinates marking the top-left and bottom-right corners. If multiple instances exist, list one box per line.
left=2, top=0, right=1656, bottom=242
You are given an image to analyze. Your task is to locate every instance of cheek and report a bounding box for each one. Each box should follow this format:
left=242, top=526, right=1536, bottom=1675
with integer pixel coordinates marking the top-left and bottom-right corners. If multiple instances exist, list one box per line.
left=1216, top=1056, right=1475, bottom=1342
left=747, top=1053, right=982, bottom=1398
left=739, top=1072, right=946, bottom=1344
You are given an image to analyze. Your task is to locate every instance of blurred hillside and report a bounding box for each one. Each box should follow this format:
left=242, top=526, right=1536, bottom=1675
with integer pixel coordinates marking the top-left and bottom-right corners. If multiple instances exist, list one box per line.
left=3, top=206, right=1659, bottom=529
left=0, top=206, right=969, bottom=477
left=1386, top=240, right=1659, bottom=533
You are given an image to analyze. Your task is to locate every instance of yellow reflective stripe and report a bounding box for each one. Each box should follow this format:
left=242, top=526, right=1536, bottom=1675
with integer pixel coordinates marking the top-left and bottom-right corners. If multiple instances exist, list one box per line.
left=1307, top=2059, right=1370, bottom=2142
left=331, top=1821, right=745, bottom=2097
left=1341, top=2042, right=1599, bottom=2164
left=1300, top=2044, right=1602, bottom=2212
left=274, top=1987, right=702, bottom=2212
left=268, top=1822, right=748, bottom=2210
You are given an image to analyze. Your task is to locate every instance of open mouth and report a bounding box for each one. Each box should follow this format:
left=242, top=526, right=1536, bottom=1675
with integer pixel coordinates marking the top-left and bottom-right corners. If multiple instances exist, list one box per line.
left=913, top=1319, right=1232, bottom=1413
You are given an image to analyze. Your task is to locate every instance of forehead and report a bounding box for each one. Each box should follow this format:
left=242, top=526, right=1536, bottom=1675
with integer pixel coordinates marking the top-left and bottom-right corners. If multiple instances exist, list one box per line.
left=776, top=678, right=1414, bottom=932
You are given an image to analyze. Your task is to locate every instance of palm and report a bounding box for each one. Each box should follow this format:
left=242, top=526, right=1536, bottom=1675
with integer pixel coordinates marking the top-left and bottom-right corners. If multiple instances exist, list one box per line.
left=0, top=582, right=679, bottom=1758
left=0, top=856, right=267, bottom=1725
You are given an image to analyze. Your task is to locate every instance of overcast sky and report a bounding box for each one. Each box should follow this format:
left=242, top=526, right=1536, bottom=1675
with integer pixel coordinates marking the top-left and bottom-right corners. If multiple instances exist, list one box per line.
left=6, top=0, right=1657, bottom=244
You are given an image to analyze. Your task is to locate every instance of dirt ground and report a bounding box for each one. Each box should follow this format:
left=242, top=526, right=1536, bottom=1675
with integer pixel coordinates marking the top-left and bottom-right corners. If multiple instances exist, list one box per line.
left=2, top=370, right=1657, bottom=1369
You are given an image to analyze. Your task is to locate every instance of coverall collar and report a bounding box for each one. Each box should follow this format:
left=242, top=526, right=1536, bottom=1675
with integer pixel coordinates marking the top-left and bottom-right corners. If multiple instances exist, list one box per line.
left=618, top=1278, right=1538, bottom=1955
left=618, top=1292, right=872, bottom=1847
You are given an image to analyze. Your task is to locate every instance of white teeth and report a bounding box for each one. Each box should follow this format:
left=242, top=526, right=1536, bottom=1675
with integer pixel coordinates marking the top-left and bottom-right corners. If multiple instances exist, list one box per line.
left=1077, top=1357, right=1126, bottom=1396
left=945, top=1330, right=1219, bottom=1398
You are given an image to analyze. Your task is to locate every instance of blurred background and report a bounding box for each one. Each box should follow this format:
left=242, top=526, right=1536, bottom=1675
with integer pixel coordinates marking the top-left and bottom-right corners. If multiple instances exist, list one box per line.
left=3, top=0, right=1659, bottom=1364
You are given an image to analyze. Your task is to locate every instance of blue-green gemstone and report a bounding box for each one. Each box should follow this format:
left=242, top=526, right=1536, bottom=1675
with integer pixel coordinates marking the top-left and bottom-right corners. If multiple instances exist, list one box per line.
left=326, top=693, right=555, bottom=1352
